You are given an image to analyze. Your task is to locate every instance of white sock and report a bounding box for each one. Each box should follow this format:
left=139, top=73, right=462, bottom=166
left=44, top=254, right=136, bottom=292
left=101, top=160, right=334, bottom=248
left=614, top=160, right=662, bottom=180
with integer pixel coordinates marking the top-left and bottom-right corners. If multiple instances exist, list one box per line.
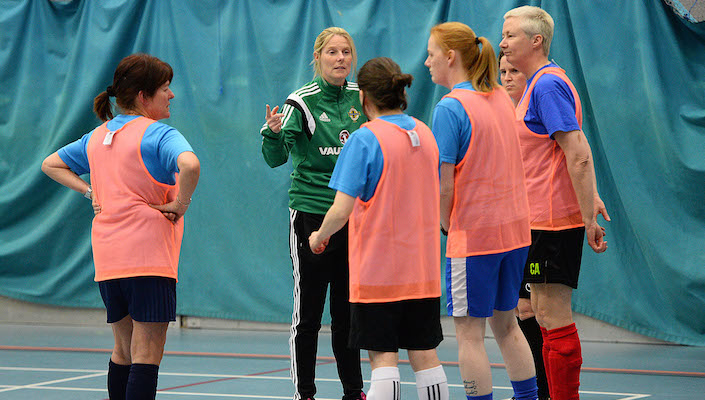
left=415, top=365, right=449, bottom=400
left=367, top=366, right=401, bottom=400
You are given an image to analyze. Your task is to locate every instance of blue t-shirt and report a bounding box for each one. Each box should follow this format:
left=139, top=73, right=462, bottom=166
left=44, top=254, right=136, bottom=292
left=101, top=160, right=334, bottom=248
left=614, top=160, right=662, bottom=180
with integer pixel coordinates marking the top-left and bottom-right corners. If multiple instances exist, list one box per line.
left=329, top=114, right=416, bottom=202
left=57, top=115, right=193, bottom=185
left=431, top=81, right=474, bottom=165
left=523, top=63, right=580, bottom=138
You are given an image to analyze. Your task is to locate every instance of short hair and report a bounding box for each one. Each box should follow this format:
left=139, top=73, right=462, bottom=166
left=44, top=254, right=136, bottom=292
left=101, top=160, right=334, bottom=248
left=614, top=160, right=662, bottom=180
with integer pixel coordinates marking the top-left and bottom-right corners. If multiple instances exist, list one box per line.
left=504, top=6, right=554, bottom=56
left=357, top=57, right=413, bottom=111
left=430, top=22, right=498, bottom=93
left=311, top=27, right=357, bottom=80
left=94, top=53, right=173, bottom=121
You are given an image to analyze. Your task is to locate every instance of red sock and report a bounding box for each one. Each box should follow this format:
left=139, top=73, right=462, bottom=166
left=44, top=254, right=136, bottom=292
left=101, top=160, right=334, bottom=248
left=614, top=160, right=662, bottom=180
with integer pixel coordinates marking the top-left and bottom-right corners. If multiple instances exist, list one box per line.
left=547, top=323, right=582, bottom=400
left=540, top=327, right=553, bottom=398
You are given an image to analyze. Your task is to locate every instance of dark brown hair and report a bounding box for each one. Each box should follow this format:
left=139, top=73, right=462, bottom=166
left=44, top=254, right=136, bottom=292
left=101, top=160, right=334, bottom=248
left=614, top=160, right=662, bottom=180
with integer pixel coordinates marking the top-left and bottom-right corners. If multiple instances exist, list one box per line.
left=357, top=57, right=413, bottom=111
left=93, top=53, right=174, bottom=121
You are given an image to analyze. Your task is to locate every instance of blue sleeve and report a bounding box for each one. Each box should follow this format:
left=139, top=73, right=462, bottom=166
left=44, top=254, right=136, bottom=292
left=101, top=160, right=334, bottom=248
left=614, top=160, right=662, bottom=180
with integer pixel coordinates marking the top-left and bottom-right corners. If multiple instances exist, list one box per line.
left=141, top=122, right=194, bottom=185
left=530, top=75, right=580, bottom=138
left=431, top=97, right=471, bottom=165
left=328, top=127, right=383, bottom=202
left=57, top=131, right=93, bottom=175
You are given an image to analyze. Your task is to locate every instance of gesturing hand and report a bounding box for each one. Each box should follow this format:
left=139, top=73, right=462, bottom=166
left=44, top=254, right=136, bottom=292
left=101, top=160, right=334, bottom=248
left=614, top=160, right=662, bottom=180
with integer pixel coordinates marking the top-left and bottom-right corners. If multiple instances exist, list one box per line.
left=266, top=104, right=285, bottom=133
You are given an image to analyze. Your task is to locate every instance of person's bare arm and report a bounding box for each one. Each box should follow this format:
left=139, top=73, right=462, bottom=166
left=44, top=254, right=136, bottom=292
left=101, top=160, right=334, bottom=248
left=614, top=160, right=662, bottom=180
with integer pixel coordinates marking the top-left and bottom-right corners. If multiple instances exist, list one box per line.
left=554, top=130, right=607, bottom=253
left=439, top=162, right=455, bottom=233
left=150, top=151, right=200, bottom=222
left=308, top=191, right=355, bottom=254
left=41, top=152, right=91, bottom=195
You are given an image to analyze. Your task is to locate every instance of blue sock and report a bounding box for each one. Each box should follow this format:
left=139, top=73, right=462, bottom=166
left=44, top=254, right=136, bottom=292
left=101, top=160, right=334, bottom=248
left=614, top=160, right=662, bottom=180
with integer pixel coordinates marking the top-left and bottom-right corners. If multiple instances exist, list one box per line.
left=467, top=394, right=492, bottom=400
left=108, top=360, right=131, bottom=400
left=126, top=363, right=159, bottom=400
left=511, top=376, right=538, bottom=400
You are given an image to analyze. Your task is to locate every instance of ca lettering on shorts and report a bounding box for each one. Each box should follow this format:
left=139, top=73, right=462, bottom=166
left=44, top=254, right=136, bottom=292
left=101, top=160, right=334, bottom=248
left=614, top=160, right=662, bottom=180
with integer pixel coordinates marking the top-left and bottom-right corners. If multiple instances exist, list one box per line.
left=529, top=261, right=541, bottom=276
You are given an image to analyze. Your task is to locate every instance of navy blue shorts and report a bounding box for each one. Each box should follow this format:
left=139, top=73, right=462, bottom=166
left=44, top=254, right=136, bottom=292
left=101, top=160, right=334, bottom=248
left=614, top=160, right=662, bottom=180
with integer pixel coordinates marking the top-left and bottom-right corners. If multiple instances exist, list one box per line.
left=98, top=276, right=176, bottom=323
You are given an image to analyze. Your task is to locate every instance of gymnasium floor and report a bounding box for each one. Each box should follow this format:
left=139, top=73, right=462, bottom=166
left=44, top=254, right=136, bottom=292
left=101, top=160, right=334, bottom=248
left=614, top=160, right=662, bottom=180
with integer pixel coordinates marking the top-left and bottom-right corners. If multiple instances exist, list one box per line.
left=0, top=322, right=703, bottom=399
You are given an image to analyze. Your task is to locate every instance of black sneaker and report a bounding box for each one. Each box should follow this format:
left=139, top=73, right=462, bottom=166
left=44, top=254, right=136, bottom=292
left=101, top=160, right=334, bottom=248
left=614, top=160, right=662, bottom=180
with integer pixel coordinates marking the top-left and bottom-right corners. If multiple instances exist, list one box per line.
left=343, top=391, right=366, bottom=400
left=510, top=397, right=550, bottom=400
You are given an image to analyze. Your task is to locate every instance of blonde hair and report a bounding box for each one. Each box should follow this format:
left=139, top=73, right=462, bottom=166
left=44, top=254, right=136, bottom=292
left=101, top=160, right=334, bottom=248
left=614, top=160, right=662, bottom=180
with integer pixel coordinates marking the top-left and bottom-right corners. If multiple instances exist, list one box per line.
left=430, top=22, right=498, bottom=93
left=311, top=27, right=357, bottom=80
left=504, top=6, right=554, bottom=56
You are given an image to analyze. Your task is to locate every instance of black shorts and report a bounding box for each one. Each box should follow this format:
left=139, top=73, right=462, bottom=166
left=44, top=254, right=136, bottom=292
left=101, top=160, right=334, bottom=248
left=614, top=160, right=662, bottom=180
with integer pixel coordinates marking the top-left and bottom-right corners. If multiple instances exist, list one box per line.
left=349, top=297, right=443, bottom=352
left=99, top=276, right=176, bottom=323
left=524, top=227, right=585, bottom=289
left=518, top=281, right=532, bottom=299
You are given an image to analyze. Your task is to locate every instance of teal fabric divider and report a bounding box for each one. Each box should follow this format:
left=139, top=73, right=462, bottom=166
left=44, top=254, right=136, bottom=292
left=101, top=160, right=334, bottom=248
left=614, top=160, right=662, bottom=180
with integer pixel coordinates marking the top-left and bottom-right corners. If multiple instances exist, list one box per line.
left=0, top=0, right=703, bottom=345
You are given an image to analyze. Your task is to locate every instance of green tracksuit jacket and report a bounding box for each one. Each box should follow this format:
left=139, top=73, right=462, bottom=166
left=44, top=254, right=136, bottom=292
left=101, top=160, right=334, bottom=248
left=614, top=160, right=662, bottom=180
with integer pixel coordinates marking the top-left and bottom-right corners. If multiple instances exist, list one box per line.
left=261, top=76, right=367, bottom=214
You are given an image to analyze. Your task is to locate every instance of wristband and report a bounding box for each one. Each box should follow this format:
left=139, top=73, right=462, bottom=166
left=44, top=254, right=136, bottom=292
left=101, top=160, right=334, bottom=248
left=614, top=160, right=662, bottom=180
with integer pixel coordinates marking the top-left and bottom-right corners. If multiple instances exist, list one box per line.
left=84, top=187, right=92, bottom=200
left=177, top=195, right=191, bottom=206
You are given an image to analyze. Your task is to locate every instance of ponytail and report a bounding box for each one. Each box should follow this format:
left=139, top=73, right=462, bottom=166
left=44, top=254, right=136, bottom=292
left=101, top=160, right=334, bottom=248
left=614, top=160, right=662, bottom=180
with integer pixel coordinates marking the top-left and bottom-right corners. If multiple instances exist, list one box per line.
left=93, top=90, right=113, bottom=122
left=468, top=36, right=499, bottom=93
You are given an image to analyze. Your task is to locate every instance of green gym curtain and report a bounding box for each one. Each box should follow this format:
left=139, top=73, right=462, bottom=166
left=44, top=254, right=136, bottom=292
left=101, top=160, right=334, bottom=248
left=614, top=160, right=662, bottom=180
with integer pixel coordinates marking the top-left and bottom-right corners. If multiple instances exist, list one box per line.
left=1, top=0, right=703, bottom=345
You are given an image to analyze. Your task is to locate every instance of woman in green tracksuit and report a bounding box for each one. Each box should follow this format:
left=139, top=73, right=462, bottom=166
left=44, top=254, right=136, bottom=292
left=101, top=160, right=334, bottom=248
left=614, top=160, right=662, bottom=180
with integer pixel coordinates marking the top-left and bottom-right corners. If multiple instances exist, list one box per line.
left=260, top=27, right=366, bottom=400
